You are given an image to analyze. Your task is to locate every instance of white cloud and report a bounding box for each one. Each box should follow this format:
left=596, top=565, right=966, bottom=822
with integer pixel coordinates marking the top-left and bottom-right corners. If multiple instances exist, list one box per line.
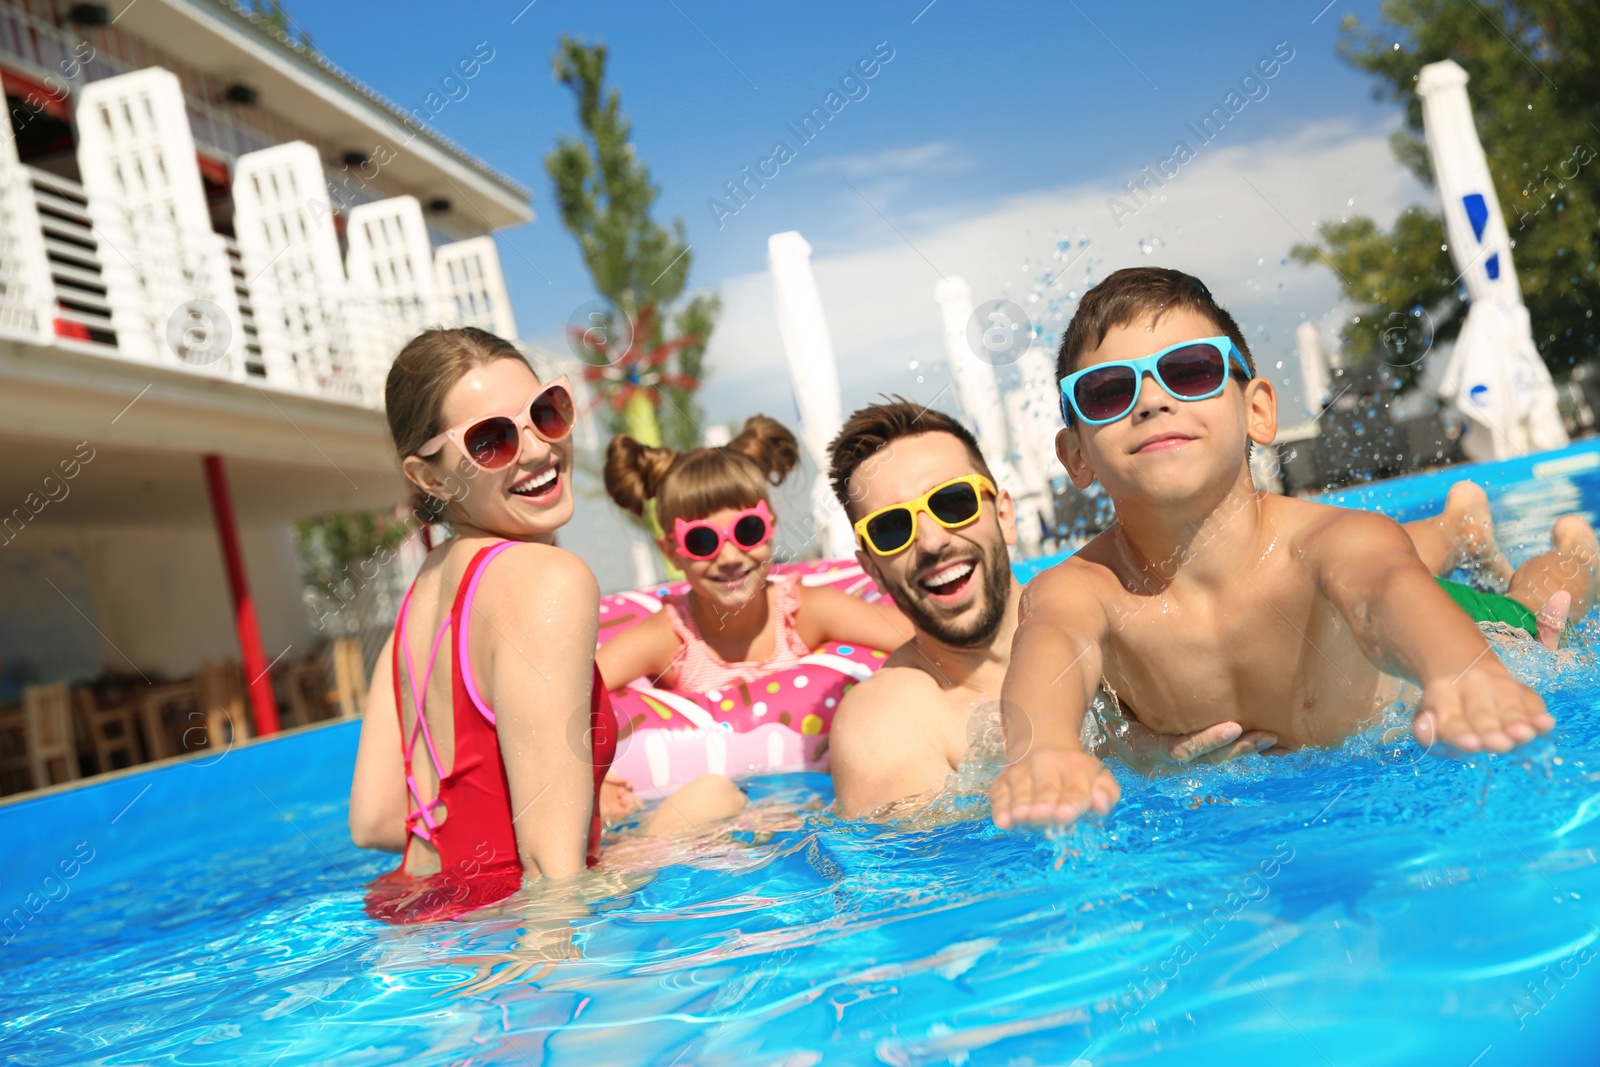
left=697, top=117, right=1433, bottom=436
left=807, top=140, right=963, bottom=177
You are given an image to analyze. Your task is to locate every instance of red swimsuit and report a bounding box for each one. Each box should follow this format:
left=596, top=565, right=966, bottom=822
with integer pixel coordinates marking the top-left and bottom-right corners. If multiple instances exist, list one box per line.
left=365, top=541, right=617, bottom=924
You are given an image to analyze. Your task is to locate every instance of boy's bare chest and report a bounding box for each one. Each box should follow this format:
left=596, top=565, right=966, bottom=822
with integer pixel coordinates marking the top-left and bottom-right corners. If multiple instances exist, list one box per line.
left=1099, top=565, right=1380, bottom=746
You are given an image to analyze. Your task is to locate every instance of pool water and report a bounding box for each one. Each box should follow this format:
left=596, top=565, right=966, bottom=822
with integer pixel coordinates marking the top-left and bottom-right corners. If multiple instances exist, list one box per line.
left=6, top=444, right=1600, bottom=1065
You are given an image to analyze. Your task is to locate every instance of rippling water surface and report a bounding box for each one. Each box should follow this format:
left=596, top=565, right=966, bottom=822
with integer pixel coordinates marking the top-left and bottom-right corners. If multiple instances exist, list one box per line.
left=6, top=448, right=1600, bottom=1065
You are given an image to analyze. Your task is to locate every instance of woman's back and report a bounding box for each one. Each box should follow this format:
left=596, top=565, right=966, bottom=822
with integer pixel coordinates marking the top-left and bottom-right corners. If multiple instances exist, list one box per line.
left=350, top=331, right=614, bottom=925
left=366, top=536, right=617, bottom=923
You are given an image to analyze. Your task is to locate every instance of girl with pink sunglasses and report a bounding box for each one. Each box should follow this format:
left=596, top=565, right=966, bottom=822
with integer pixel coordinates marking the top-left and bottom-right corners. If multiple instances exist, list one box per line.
left=599, top=415, right=913, bottom=711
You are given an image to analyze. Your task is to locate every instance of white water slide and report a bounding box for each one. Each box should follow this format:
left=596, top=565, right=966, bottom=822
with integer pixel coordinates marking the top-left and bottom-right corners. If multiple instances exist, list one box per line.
left=1419, top=59, right=1567, bottom=461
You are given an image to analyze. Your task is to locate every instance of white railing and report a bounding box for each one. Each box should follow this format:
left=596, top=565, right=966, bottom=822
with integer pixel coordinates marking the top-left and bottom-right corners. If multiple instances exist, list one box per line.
left=0, top=66, right=520, bottom=410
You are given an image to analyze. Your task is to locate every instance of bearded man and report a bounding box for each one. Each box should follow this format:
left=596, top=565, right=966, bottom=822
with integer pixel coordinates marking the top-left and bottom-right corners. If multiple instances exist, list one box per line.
left=826, top=400, right=1269, bottom=818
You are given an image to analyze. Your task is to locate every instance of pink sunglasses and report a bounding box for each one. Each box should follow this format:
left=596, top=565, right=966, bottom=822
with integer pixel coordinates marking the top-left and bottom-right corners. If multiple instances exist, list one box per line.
left=672, top=501, right=774, bottom=560
left=415, top=377, right=575, bottom=473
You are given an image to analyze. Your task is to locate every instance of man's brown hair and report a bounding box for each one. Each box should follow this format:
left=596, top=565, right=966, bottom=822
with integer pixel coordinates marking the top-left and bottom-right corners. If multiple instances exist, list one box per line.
left=1056, top=268, right=1257, bottom=402
left=828, top=398, right=995, bottom=520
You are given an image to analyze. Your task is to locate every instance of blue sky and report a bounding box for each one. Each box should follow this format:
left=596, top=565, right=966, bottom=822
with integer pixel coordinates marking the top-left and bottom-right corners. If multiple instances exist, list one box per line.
left=302, top=0, right=1435, bottom=584
left=306, top=0, right=1405, bottom=348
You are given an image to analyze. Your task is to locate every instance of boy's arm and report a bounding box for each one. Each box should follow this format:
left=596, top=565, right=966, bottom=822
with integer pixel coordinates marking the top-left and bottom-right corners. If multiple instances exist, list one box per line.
left=988, top=566, right=1121, bottom=828
left=1313, top=510, right=1553, bottom=752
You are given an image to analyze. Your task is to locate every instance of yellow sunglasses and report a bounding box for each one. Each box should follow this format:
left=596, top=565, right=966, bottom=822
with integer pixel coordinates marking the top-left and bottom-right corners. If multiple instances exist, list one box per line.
left=852, top=474, right=998, bottom=556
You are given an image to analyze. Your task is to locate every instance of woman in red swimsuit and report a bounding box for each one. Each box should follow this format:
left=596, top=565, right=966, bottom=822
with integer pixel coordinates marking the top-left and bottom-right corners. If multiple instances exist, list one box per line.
left=349, top=327, right=616, bottom=926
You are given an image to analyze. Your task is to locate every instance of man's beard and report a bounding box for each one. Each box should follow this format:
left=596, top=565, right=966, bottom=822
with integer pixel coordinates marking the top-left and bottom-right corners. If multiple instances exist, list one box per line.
left=887, top=534, right=1011, bottom=649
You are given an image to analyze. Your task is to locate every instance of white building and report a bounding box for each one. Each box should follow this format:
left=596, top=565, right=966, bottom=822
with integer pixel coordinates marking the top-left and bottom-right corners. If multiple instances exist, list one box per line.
left=0, top=0, right=528, bottom=736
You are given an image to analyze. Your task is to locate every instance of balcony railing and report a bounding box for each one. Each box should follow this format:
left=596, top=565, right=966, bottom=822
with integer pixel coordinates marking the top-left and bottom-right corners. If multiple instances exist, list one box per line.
left=0, top=66, right=517, bottom=411
left=30, top=166, right=116, bottom=351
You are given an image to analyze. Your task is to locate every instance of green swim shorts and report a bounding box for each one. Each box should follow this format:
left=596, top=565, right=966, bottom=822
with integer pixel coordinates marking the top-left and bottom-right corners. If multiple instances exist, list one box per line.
left=1435, top=577, right=1539, bottom=639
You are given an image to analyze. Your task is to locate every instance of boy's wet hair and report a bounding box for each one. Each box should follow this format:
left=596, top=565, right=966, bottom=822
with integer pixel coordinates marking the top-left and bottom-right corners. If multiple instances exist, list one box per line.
left=827, top=397, right=995, bottom=520
left=1056, top=267, right=1257, bottom=387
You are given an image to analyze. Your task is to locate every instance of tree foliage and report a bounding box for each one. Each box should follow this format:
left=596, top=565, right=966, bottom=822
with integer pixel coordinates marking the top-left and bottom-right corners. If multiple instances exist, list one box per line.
left=545, top=37, right=718, bottom=451
left=1292, top=0, right=1599, bottom=386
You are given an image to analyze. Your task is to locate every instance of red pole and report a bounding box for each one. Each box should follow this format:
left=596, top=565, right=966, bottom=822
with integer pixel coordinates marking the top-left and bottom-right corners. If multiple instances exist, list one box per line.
left=203, top=453, right=281, bottom=736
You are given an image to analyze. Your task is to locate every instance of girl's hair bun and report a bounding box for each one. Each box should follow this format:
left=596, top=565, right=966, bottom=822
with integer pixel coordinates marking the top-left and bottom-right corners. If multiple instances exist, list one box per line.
left=603, top=435, right=679, bottom=516
left=727, top=414, right=799, bottom=486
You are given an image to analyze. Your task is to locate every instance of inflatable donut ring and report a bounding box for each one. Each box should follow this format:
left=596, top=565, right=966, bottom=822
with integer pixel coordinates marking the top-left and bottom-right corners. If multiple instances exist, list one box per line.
left=597, top=559, right=891, bottom=799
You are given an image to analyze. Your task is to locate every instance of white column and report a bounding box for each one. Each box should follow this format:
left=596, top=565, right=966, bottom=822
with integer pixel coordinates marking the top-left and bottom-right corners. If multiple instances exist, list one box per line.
left=934, top=277, right=1046, bottom=553
left=767, top=231, right=853, bottom=559
left=1295, top=321, right=1329, bottom=423
left=934, top=277, right=1008, bottom=466
left=1420, top=59, right=1566, bottom=460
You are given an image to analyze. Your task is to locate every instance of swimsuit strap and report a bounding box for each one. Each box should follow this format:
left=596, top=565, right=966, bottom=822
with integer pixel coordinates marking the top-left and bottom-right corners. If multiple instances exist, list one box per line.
left=456, top=540, right=521, bottom=726
left=393, top=587, right=446, bottom=841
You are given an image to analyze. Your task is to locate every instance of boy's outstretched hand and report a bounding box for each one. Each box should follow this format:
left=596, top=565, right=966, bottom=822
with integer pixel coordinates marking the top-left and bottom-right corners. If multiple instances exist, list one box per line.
left=989, top=749, right=1120, bottom=829
left=1414, top=660, right=1555, bottom=754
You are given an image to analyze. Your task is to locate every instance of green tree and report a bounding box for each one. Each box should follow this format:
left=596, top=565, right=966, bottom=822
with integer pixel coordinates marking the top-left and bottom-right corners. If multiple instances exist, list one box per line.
left=546, top=36, right=719, bottom=452
left=1291, top=0, right=1598, bottom=386
left=293, top=511, right=409, bottom=635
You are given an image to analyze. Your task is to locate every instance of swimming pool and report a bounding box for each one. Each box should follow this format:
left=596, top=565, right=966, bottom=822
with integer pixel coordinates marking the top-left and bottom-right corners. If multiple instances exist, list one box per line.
left=6, top=443, right=1600, bottom=1065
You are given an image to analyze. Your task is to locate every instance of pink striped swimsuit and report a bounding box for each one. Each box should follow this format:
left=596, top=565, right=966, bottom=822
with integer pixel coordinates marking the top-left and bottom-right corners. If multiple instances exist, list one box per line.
left=662, top=574, right=812, bottom=693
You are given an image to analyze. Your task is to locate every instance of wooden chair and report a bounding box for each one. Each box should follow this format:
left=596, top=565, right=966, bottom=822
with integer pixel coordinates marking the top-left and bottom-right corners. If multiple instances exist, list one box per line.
left=22, top=683, right=80, bottom=788
left=328, top=637, right=369, bottom=719
left=136, top=680, right=203, bottom=761
left=283, top=655, right=334, bottom=728
left=74, top=686, right=143, bottom=774
left=0, top=704, right=31, bottom=795
left=197, top=660, right=249, bottom=754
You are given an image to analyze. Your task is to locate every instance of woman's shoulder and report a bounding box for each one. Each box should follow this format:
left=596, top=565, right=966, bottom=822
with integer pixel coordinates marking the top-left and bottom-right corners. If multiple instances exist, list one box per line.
left=472, top=541, right=599, bottom=610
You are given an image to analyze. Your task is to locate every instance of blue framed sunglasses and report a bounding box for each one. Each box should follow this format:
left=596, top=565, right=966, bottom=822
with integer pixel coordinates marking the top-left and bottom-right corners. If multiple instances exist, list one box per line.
left=1058, top=336, right=1252, bottom=426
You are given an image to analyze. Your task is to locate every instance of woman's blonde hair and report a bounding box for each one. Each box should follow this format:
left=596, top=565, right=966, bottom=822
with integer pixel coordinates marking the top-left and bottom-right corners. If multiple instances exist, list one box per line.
left=604, top=415, right=800, bottom=528
left=385, top=326, right=527, bottom=520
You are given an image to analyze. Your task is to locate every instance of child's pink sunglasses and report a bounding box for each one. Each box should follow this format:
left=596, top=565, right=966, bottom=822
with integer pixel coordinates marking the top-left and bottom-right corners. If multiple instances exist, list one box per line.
left=672, top=501, right=774, bottom=560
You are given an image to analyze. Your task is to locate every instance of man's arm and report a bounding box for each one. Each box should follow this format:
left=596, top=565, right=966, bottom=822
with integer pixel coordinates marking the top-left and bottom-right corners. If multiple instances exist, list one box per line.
left=1313, top=509, right=1553, bottom=752
left=830, top=669, right=952, bottom=818
left=988, top=564, right=1121, bottom=828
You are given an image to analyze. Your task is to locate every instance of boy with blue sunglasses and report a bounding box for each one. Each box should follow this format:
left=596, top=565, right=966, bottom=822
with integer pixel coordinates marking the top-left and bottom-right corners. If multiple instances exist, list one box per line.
left=989, top=267, right=1598, bottom=830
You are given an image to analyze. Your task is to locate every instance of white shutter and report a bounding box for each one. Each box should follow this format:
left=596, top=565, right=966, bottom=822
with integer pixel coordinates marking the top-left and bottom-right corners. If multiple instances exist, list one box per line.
left=75, top=68, right=245, bottom=375
left=345, top=195, right=439, bottom=381
left=232, top=141, right=371, bottom=402
left=0, top=99, right=53, bottom=344
left=434, top=236, right=516, bottom=339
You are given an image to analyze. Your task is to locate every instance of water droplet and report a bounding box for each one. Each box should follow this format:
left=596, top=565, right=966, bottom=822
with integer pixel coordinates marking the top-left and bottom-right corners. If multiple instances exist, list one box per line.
left=908, top=360, right=919, bottom=370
